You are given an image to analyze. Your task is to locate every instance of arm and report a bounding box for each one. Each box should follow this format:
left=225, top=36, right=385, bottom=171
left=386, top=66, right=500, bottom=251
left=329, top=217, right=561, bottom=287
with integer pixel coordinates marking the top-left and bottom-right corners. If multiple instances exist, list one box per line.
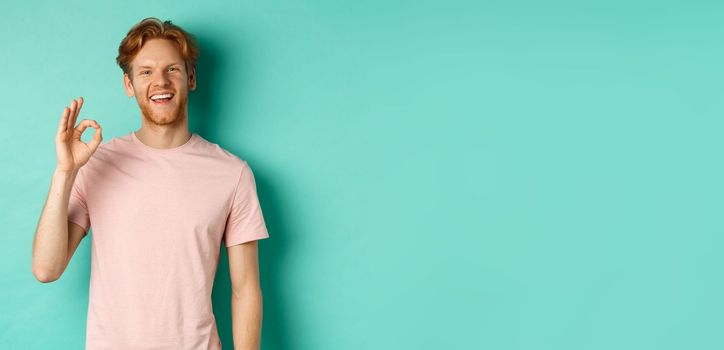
left=31, top=97, right=102, bottom=282
left=31, top=168, right=87, bottom=282
left=228, top=240, right=263, bottom=350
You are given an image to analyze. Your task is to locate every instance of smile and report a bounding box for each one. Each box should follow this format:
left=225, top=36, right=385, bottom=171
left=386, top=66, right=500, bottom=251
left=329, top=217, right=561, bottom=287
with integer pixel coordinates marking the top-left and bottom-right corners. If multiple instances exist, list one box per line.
left=149, top=93, right=174, bottom=104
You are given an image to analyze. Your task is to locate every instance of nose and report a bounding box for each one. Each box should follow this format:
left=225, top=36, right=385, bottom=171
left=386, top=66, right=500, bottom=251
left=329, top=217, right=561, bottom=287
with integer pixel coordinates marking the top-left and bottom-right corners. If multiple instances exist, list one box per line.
left=151, top=70, right=171, bottom=87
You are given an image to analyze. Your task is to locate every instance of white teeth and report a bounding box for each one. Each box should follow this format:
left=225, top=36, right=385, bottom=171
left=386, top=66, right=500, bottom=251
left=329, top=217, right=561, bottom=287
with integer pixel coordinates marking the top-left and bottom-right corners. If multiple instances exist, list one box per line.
left=150, top=93, right=173, bottom=100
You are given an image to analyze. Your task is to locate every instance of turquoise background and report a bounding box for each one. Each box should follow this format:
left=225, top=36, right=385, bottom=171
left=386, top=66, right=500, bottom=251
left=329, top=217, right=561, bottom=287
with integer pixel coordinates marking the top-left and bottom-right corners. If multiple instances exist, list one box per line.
left=2, top=0, right=723, bottom=349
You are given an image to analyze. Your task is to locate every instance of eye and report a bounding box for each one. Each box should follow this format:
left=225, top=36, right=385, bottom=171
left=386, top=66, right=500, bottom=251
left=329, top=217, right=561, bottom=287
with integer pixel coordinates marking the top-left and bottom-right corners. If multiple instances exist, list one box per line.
left=168, top=67, right=178, bottom=72
left=140, top=70, right=150, bottom=75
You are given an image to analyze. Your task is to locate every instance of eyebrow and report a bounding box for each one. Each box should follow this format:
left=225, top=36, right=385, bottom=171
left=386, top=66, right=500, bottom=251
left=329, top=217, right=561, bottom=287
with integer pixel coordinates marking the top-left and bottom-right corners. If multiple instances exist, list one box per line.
left=137, top=63, right=183, bottom=69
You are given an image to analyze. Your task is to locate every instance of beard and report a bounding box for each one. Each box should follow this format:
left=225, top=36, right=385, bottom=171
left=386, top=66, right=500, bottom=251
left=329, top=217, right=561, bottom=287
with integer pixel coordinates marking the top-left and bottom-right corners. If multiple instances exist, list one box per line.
left=138, top=92, right=188, bottom=127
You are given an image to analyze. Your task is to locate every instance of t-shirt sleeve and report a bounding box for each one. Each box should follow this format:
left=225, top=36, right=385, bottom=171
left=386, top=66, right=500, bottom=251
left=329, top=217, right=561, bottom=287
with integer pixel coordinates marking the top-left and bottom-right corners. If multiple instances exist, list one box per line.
left=67, top=168, right=91, bottom=235
left=223, top=161, right=270, bottom=247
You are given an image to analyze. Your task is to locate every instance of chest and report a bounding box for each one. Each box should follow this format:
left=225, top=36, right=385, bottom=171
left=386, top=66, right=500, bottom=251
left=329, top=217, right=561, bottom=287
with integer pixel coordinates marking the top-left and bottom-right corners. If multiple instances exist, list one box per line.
left=83, top=159, right=235, bottom=237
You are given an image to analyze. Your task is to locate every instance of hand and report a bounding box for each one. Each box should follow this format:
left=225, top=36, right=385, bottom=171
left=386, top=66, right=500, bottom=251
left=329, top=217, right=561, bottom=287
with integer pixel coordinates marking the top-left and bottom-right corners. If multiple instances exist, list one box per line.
left=55, top=97, right=103, bottom=172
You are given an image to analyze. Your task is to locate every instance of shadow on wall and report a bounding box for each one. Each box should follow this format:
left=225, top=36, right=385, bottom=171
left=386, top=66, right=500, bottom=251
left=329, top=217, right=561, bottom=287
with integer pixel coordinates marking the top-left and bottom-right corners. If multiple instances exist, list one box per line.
left=188, top=29, right=292, bottom=350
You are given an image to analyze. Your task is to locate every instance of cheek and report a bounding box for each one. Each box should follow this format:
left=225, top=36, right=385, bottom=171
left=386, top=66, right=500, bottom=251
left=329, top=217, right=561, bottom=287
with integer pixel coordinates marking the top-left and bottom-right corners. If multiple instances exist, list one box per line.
left=175, top=76, right=189, bottom=86
left=132, top=82, right=149, bottom=96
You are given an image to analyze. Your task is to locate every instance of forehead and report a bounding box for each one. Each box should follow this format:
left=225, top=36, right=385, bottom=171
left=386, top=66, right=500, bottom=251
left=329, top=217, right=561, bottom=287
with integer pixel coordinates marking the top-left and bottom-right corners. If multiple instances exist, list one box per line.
left=131, top=39, right=184, bottom=67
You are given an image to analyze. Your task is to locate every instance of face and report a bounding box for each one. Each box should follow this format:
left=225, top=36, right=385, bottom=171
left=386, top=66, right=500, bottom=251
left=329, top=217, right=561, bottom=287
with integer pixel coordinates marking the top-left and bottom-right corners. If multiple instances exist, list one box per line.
left=123, top=39, right=196, bottom=127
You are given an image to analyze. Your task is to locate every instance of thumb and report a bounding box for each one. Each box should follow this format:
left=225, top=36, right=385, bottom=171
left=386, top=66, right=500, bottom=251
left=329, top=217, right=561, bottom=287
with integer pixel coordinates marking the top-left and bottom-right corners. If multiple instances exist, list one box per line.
left=86, top=123, right=103, bottom=154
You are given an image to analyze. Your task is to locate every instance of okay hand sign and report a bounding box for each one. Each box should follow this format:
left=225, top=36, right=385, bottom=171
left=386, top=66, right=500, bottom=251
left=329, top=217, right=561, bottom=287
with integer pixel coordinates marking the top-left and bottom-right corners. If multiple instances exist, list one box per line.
left=55, top=97, right=103, bottom=172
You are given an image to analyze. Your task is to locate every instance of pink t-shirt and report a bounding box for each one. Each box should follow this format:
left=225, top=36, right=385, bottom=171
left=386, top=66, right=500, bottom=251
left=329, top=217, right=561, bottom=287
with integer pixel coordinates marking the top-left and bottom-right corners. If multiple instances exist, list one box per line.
left=67, top=131, right=269, bottom=349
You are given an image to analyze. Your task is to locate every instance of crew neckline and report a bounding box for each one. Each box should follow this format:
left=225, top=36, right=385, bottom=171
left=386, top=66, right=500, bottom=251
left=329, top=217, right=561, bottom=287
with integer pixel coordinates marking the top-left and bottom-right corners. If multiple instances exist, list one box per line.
left=130, top=131, right=199, bottom=153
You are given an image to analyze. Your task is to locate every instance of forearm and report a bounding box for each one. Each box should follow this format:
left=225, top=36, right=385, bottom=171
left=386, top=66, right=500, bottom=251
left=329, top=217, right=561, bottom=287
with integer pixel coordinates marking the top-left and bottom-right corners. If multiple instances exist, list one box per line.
left=231, top=287, right=263, bottom=350
left=32, top=168, right=77, bottom=281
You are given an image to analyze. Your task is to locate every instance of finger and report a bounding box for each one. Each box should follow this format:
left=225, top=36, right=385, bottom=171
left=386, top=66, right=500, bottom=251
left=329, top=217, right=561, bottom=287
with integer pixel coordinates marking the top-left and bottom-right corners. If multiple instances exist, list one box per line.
left=66, top=99, right=76, bottom=131
left=87, top=123, right=103, bottom=154
left=74, top=97, right=84, bottom=125
left=75, top=119, right=100, bottom=136
left=57, top=107, right=70, bottom=136
left=66, top=99, right=77, bottom=131
left=74, top=119, right=96, bottom=138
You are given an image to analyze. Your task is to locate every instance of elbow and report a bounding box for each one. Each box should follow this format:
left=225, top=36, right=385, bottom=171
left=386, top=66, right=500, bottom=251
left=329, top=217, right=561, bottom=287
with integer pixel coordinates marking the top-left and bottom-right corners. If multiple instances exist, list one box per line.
left=32, top=265, right=60, bottom=283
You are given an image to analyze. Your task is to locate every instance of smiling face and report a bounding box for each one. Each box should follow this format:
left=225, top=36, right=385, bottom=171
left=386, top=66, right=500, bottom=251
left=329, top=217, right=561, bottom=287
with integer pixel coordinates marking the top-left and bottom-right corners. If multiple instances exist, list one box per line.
left=123, top=38, right=196, bottom=127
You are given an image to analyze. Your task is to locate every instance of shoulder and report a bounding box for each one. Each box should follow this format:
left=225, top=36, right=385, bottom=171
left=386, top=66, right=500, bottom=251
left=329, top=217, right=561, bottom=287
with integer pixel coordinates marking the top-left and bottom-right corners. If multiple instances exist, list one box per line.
left=192, top=134, right=250, bottom=172
left=80, top=133, right=129, bottom=168
left=73, top=133, right=129, bottom=183
left=89, top=132, right=133, bottom=157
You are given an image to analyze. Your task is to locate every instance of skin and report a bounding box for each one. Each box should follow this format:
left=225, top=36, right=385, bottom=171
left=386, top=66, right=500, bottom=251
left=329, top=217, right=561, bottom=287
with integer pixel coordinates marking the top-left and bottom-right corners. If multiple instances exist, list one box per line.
left=32, top=38, right=264, bottom=350
left=123, top=38, right=195, bottom=148
left=32, top=97, right=102, bottom=283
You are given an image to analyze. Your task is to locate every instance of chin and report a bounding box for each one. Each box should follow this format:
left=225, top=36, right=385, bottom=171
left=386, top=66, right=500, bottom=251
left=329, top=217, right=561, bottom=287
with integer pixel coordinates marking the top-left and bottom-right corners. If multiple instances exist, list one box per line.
left=147, top=111, right=184, bottom=126
left=139, top=101, right=186, bottom=126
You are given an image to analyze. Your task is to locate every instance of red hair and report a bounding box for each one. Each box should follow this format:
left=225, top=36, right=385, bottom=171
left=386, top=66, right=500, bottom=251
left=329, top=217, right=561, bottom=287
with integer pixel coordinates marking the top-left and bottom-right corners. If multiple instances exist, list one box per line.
left=116, top=17, right=199, bottom=77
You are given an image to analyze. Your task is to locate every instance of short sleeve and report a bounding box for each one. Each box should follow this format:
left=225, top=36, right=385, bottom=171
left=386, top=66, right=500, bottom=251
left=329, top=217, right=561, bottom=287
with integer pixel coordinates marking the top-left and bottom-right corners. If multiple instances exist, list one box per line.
left=67, top=168, right=91, bottom=235
left=223, top=161, right=270, bottom=247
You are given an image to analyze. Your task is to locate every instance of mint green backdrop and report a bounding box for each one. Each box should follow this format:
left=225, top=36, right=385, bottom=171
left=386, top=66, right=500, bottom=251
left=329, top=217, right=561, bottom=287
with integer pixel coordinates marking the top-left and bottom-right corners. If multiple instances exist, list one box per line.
left=2, top=0, right=722, bottom=349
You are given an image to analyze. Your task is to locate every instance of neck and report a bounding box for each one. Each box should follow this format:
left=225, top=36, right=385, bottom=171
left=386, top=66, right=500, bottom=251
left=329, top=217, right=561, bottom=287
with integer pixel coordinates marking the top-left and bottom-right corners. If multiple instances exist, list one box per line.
left=134, top=125, right=192, bottom=149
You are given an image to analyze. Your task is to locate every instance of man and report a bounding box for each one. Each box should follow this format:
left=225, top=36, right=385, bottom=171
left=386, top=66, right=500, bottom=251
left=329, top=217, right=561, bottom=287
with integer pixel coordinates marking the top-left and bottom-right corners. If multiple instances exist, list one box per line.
left=31, top=17, right=269, bottom=350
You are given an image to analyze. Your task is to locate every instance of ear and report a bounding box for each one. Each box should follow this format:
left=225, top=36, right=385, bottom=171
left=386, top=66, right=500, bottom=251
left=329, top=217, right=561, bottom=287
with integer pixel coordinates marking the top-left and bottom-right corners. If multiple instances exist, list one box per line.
left=123, top=73, right=135, bottom=98
left=188, top=66, right=196, bottom=91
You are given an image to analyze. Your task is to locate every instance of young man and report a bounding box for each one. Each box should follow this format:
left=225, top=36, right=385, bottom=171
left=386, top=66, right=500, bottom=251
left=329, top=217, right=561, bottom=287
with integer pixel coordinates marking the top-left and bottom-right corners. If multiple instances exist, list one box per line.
left=31, top=18, right=269, bottom=350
